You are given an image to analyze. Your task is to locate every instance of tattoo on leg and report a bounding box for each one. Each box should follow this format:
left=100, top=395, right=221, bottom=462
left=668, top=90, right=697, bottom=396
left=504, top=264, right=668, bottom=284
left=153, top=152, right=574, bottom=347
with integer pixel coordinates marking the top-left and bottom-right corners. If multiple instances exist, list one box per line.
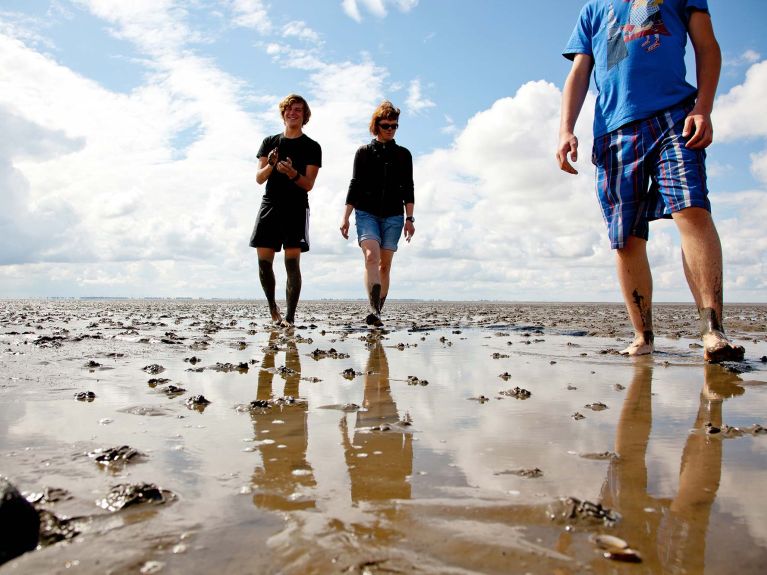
left=369, top=283, right=382, bottom=315
left=699, top=307, right=723, bottom=336
left=258, top=259, right=279, bottom=319
left=285, top=258, right=301, bottom=324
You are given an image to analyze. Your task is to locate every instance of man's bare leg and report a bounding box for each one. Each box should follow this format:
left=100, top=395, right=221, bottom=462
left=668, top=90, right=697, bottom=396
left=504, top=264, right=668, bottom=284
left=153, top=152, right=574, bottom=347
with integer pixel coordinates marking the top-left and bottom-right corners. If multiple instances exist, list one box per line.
left=257, top=247, right=282, bottom=324
left=673, top=208, right=744, bottom=362
left=616, top=236, right=655, bottom=356
left=284, top=249, right=302, bottom=327
left=361, top=240, right=383, bottom=327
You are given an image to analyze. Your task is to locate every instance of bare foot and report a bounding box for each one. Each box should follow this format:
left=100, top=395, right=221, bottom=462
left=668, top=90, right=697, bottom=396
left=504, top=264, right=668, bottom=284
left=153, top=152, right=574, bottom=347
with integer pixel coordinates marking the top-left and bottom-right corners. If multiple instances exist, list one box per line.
left=620, top=337, right=654, bottom=356
left=269, top=305, right=283, bottom=325
left=702, top=330, right=745, bottom=363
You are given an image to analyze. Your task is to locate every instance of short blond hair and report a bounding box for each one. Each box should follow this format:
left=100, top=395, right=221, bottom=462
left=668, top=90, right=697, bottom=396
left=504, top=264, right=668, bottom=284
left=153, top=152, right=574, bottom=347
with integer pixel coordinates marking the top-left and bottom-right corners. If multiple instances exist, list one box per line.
left=279, top=94, right=311, bottom=125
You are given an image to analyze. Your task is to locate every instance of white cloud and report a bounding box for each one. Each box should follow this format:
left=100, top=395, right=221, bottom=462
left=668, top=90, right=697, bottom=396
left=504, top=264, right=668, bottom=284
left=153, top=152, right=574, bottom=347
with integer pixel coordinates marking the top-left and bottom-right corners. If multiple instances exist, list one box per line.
left=281, top=21, right=321, bottom=44
left=714, top=60, right=767, bottom=141
left=405, top=78, right=435, bottom=115
left=341, top=0, right=417, bottom=22
left=0, top=5, right=765, bottom=301
left=229, top=0, right=272, bottom=34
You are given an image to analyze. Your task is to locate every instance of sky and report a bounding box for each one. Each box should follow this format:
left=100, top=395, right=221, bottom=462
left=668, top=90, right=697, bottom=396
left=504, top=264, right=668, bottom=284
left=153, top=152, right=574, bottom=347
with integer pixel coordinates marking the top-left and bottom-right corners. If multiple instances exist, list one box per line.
left=1, top=0, right=766, bottom=302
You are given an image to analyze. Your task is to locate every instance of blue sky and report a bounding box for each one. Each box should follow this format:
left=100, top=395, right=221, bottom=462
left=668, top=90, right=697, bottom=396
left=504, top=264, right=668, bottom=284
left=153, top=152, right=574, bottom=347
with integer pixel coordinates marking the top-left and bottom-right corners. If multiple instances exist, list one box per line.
left=1, top=0, right=765, bottom=302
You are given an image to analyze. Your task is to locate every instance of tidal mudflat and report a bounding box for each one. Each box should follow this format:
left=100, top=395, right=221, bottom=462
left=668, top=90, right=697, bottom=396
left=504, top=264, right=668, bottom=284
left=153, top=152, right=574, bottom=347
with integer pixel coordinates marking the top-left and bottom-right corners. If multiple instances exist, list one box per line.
left=1, top=299, right=766, bottom=574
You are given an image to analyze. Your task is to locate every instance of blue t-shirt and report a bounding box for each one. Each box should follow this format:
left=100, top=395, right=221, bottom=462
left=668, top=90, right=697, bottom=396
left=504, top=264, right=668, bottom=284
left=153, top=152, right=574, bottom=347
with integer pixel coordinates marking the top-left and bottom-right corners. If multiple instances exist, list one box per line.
left=564, top=0, right=708, bottom=137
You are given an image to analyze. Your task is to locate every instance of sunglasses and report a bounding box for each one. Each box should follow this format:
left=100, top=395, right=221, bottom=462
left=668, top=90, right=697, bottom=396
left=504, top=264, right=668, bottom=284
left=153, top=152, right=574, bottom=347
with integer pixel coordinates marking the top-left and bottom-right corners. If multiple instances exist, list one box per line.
left=378, top=123, right=398, bottom=130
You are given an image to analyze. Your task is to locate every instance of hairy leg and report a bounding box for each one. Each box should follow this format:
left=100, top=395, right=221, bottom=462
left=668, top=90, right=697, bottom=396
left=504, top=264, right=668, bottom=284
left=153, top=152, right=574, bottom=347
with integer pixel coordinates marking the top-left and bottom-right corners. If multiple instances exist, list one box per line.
left=257, top=247, right=281, bottom=323
left=615, top=236, right=654, bottom=356
left=284, top=249, right=302, bottom=325
left=673, top=208, right=744, bottom=362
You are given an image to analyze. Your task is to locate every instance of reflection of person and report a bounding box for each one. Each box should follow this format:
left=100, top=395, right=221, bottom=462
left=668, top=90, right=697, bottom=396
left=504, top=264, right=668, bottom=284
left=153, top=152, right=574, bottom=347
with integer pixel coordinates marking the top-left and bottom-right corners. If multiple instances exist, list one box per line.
left=600, top=362, right=743, bottom=571
left=557, top=1, right=744, bottom=362
left=340, top=101, right=415, bottom=328
left=341, top=340, right=412, bottom=501
left=250, top=94, right=322, bottom=327
left=250, top=332, right=316, bottom=511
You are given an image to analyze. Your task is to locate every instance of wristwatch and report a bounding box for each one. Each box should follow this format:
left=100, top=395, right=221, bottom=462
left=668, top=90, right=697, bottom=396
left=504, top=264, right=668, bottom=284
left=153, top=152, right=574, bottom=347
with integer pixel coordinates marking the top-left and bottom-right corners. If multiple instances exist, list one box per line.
left=406, top=216, right=415, bottom=223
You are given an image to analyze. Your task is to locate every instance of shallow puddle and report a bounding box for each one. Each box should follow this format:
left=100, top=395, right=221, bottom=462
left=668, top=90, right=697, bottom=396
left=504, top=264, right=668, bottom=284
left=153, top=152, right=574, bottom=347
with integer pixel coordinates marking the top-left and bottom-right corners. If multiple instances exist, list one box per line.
left=1, top=300, right=766, bottom=573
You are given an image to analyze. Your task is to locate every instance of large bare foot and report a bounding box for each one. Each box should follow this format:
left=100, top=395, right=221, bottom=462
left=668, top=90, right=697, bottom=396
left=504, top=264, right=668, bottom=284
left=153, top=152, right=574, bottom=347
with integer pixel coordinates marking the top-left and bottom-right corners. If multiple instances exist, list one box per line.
left=620, top=335, right=654, bottom=356
left=702, top=330, right=745, bottom=363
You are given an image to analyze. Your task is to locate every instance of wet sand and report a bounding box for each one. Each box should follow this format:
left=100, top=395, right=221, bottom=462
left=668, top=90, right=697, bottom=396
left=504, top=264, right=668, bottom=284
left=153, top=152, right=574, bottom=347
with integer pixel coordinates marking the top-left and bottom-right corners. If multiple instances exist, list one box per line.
left=1, top=299, right=766, bottom=574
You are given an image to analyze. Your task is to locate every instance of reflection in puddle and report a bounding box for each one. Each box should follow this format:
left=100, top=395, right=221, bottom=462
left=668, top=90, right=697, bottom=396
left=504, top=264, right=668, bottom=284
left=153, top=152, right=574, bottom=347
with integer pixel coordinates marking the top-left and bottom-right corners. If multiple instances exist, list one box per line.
left=1, top=301, right=765, bottom=573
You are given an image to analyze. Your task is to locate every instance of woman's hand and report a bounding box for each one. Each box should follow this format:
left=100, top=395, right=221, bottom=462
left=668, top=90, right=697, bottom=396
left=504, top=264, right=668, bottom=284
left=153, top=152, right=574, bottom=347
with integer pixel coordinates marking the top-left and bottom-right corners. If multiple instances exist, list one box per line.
left=340, top=218, right=350, bottom=240
left=404, top=219, right=415, bottom=242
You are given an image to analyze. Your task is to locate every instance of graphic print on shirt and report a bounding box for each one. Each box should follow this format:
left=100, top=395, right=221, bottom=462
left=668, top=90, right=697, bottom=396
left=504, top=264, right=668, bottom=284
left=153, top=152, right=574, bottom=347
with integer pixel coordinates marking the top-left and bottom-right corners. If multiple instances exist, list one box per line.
left=607, top=0, right=671, bottom=70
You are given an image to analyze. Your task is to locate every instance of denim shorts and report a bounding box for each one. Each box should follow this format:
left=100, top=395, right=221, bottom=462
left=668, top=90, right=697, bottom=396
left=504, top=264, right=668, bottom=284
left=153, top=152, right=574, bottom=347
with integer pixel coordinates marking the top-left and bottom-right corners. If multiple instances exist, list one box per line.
left=591, top=100, right=711, bottom=249
left=354, top=209, right=404, bottom=252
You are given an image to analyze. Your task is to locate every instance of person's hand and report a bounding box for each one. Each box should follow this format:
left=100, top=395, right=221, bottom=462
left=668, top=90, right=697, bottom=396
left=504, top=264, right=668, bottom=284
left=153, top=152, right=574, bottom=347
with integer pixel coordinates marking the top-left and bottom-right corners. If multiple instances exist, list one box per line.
left=404, top=219, right=415, bottom=243
left=275, top=156, right=293, bottom=175
left=340, top=218, right=350, bottom=240
left=557, top=132, right=579, bottom=174
left=267, top=147, right=279, bottom=166
left=683, top=109, right=713, bottom=149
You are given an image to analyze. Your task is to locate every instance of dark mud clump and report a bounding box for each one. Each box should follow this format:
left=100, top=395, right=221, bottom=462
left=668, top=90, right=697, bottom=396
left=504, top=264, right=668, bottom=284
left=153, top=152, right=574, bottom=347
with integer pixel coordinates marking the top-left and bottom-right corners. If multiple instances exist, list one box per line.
left=97, top=483, right=174, bottom=512
left=499, top=387, right=532, bottom=399
left=548, top=496, right=621, bottom=527
left=88, top=446, right=144, bottom=469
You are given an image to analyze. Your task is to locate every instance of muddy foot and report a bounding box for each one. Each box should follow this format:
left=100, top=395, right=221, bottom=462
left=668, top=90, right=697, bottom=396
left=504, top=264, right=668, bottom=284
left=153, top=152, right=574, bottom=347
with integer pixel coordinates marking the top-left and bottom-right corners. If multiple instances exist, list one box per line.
left=365, top=313, right=383, bottom=328
left=619, top=337, right=654, bottom=356
left=703, top=330, right=745, bottom=363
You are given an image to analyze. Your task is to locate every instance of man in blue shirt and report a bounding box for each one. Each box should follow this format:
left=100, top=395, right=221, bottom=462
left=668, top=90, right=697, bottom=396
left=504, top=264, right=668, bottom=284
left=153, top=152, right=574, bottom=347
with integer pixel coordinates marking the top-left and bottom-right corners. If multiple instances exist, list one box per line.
left=557, top=0, right=744, bottom=362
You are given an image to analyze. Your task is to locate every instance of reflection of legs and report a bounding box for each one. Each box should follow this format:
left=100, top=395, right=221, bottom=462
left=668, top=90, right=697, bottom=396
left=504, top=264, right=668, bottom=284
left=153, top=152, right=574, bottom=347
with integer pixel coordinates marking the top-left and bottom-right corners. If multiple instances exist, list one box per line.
left=257, top=248, right=281, bottom=324
left=284, top=249, right=301, bottom=325
left=283, top=341, right=301, bottom=398
left=662, top=364, right=728, bottom=572
left=601, top=362, right=665, bottom=571
left=257, top=331, right=279, bottom=401
left=616, top=236, right=654, bottom=356
left=345, top=341, right=412, bottom=502
left=361, top=239, right=384, bottom=326
left=673, top=208, right=744, bottom=362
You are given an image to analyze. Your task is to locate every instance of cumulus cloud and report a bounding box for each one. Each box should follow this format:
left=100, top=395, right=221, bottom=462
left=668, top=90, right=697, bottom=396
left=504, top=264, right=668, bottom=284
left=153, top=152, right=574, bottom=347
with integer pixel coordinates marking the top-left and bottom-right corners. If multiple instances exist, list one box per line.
left=715, top=60, right=767, bottom=141
left=1, top=4, right=765, bottom=301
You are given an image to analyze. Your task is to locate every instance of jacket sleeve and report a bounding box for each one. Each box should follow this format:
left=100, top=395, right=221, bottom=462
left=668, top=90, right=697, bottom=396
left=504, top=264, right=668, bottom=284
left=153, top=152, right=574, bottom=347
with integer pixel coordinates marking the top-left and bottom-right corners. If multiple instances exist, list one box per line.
left=345, top=146, right=365, bottom=206
left=400, top=147, right=414, bottom=205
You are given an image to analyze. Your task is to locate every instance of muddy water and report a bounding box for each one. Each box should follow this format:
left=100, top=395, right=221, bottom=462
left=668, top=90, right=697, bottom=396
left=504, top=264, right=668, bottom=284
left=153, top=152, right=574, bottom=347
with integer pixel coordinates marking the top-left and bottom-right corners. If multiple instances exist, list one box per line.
left=1, top=300, right=766, bottom=574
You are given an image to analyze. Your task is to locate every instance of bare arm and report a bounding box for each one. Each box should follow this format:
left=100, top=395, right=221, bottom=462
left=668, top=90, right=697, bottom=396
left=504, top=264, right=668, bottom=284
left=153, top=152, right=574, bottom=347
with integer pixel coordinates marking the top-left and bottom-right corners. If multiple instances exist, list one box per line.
left=684, top=10, right=721, bottom=150
left=403, top=202, right=415, bottom=243
left=340, top=204, right=354, bottom=239
left=557, top=53, right=593, bottom=174
left=274, top=160, right=320, bottom=192
left=256, top=153, right=276, bottom=185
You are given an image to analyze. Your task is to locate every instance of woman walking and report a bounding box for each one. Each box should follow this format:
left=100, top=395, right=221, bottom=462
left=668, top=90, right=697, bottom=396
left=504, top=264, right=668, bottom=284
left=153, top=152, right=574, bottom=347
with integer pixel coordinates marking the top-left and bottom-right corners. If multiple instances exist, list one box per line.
left=340, top=101, right=415, bottom=327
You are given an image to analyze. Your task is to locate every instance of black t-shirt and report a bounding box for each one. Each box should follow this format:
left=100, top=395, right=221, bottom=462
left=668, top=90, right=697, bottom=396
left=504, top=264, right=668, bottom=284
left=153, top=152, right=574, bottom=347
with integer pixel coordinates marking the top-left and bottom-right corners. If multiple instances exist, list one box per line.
left=257, top=133, right=322, bottom=208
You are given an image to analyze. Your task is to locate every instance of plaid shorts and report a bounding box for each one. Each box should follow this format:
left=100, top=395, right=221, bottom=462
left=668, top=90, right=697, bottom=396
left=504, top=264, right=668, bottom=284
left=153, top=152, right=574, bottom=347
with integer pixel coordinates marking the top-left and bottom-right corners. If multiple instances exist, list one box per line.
left=592, top=101, right=711, bottom=249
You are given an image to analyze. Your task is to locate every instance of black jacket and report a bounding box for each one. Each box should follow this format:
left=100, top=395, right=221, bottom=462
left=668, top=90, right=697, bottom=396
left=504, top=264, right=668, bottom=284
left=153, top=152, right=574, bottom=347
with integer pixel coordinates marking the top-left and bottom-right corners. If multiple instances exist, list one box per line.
left=345, top=139, right=414, bottom=217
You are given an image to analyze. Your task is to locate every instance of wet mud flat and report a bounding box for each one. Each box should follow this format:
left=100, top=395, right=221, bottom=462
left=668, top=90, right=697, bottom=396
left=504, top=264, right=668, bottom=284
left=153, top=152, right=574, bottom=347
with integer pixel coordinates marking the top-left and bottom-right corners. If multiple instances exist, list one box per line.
left=1, top=299, right=766, bottom=574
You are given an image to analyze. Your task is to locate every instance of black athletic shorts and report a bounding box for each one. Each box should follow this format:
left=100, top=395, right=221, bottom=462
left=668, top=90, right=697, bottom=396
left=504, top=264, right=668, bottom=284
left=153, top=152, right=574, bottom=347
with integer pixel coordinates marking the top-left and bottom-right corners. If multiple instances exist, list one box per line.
left=249, top=200, right=310, bottom=253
